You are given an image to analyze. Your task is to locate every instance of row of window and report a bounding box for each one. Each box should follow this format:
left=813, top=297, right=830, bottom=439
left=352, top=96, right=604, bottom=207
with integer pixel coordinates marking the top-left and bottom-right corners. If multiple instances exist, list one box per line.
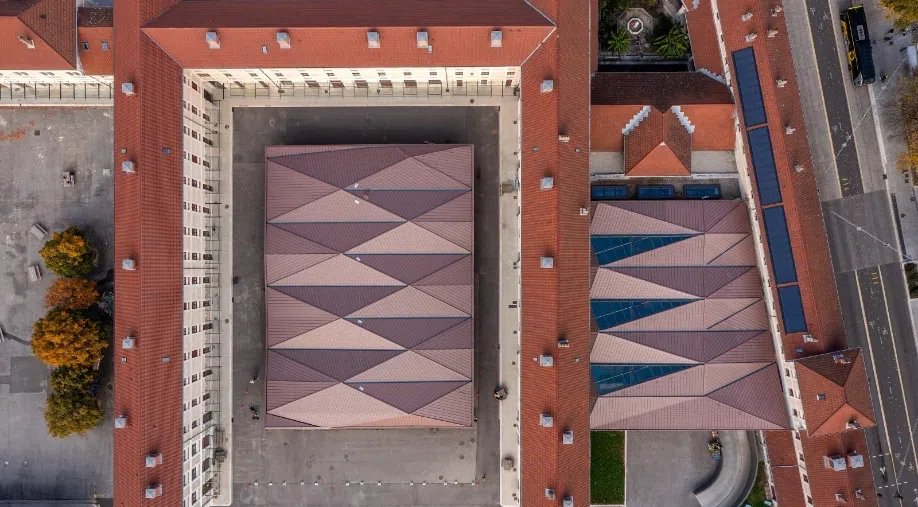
left=182, top=370, right=213, bottom=390
left=80, top=40, right=110, bottom=51
left=183, top=346, right=211, bottom=361
left=183, top=300, right=212, bottom=311
left=201, top=68, right=513, bottom=79
left=182, top=321, right=214, bottom=334
left=0, top=71, right=82, bottom=77
left=183, top=226, right=212, bottom=237
left=183, top=252, right=215, bottom=261
left=182, top=408, right=213, bottom=435
left=183, top=202, right=212, bottom=214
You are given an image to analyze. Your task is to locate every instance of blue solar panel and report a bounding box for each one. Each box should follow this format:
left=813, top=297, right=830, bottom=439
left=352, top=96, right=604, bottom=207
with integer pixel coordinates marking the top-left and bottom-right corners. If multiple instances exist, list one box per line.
left=762, top=206, right=798, bottom=284
left=590, top=299, right=696, bottom=330
left=777, top=285, right=808, bottom=333
left=591, top=364, right=696, bottom=395
left=590, top=235, right=695, bottom=265
left=592, top=185, right=629, bottom=200
left=732, top=48, right=767, bottom=126
left=747, top=128, right=783, bottom=206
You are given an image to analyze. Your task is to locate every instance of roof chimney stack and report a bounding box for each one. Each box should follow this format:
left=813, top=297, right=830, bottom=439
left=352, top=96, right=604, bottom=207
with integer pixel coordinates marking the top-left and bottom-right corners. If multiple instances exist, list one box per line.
left=491, top=30, right=503, bottom=47
left=205, top=31, right=220, bottom=49
left=276, top=31, right=291, bottom=49
left=417, top=31, right=429, bottom=49
left=367, top=31, right=380, bottom=48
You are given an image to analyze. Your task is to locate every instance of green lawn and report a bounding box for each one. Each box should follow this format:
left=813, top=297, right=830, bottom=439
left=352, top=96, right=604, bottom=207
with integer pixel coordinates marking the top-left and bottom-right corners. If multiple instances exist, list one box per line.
left=742, top=462, right=768, bottom=507
left=591, top=431, right=626, bottom=504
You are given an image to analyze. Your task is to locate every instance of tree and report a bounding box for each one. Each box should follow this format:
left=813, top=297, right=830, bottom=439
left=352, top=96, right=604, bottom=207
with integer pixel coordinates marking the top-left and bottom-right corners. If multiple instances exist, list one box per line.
left=49, top=366, right=99, bottom=397
left=607, top=29, right=631, bottom=55
left=45, top=277, right=99, bottom=311
left=653, top=25, right=689, bottom=59
left=39, top=226, right=95, bottom=277
left=44, top=390, right=103, bottom=438
left=898, top=75, right=918, bottom=177
left=879, top=0, right=918, bottom=28
left=31, top=310, right=107, bottom=368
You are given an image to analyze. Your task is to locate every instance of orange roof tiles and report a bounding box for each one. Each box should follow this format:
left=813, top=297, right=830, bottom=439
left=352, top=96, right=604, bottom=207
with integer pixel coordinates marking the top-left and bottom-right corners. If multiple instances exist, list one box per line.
left=592, top=72, right=733, bottom=109
left=765, top=430, right=799, bottom=466
left=77, top=8, right=112, bottom=76
left=795, top=350, right=876, bottom=437
left=624, top=108, right=692, bottom=176
left=681, top=104, right=736, bottom=151
left=800, top=430, right=878, bottom=506
left=683, top=0, right=724, bottom=76
left=0, top=0, right=75, bottom=70
left=591, top=105, right=643, bottom=151
left=771, top=465, right=808, bottom=507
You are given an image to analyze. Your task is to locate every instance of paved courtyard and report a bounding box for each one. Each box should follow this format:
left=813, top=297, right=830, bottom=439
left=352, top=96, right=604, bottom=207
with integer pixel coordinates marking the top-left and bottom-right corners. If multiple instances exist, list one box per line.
left=625, top=431, right=721, bottom=507
left=0, top=107, right=114, bottom=501
left=230, top=105, right=503, bottom=506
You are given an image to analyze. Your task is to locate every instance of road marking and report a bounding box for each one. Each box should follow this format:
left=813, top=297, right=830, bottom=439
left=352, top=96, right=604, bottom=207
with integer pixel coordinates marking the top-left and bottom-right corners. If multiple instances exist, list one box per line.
left=856, top=270, right=902, bottom=487
left=878, top=269, right=918, bottom=477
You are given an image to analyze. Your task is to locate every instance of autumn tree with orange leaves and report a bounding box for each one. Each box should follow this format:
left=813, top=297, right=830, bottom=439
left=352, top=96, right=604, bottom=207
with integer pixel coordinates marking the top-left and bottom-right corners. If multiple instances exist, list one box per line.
left=44, top=277, right=99, bottom=311
left=31, top=310, right=107, bottom=368
left=39, top=226, right=96, bottom=277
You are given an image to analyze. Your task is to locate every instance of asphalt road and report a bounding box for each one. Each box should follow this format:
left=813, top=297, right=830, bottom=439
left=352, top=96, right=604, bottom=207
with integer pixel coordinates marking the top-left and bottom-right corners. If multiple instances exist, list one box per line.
left=800, top=0, right=918, bottom=505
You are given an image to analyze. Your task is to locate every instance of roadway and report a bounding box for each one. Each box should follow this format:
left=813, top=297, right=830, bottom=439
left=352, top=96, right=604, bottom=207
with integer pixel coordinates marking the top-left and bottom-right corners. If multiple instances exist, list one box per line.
left=793, top=0, right=918, bottom=505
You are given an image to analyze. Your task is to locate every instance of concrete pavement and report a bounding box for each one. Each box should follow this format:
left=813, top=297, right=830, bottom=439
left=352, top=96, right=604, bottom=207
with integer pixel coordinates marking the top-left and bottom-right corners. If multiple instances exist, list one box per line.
left=787, top=0, right=918, bottom=504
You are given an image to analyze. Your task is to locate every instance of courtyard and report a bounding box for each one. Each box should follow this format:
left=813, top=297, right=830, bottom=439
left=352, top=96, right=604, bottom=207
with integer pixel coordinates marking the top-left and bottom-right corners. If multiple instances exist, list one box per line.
left=0, top=107, right=114, bottom=501
left=229, top=105, right=506, bottom=506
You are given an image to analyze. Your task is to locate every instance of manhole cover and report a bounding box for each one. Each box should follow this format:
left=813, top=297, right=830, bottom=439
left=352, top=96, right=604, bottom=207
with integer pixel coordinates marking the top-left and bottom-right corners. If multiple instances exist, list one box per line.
left=627, top=17, right=644, bottom=35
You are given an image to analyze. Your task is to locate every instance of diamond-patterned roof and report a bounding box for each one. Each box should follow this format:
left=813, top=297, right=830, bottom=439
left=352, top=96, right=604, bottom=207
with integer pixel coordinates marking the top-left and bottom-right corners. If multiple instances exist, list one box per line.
left=264, top=145, right=473, bottom=428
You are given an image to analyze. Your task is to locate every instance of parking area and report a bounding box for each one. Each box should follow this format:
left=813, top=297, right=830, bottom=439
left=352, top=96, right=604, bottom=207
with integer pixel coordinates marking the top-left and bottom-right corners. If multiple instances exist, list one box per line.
left=0, top=107, right=114, bottom=501
left=625, top=431, right=720, bottom=507
left=230, top=106, right=502, bottom=506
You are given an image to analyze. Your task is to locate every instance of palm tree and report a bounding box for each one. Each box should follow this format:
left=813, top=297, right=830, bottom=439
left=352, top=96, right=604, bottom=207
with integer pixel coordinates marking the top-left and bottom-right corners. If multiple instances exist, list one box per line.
left=653, top=25, right=689, bottom=59
left=606, top=29, right=631, bottom=55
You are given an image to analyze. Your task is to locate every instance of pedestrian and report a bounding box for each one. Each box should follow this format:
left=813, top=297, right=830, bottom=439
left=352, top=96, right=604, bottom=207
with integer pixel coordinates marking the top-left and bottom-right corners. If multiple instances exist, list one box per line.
left=883, top=36, right=893, bottom=42
left=250, top=373, right=259, bottom=384
left=881, top=73, right=888, bottom=83
left=888, top=28, right=895, bottom=34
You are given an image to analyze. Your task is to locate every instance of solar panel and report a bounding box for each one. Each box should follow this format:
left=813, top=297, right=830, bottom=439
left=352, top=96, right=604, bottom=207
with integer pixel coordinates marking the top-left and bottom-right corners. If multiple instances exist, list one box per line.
left=747, top=128, right=782, bottom=206
left=762, top=206, right=798, bottom=284
left=732, top=48, right=767, bottom=126
left=777, top=285, right=807, bottom=333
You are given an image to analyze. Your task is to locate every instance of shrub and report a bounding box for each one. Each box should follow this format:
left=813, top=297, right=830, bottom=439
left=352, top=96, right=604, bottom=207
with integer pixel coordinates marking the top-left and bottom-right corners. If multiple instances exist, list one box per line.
left=607, top=29, right=631, bottom=55
left=31, top=310, right=107, bottom=368
left=44, top=390, right=103, bottom=438
left=879, top=0, right=918, bottom=28
left=44, top=277, right=99, bottom=311
left=39, top=226, right=95, bottom=277
left=653, top=25, right=689, bottom=59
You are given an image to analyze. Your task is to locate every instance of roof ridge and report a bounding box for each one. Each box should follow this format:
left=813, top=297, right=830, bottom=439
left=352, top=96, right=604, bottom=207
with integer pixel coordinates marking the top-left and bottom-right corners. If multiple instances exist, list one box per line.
left=704, top=362, right=772, bottom=395
left=19, top=0, right=76, bottom=68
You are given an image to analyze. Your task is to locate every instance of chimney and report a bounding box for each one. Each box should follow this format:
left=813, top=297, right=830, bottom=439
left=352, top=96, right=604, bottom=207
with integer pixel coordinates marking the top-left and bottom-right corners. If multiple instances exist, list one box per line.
left=776, top=78, right=788, bottom=87
left=741, top=11, right=753, bottom=22
left=541, top=177, right=554, bottom=190
left=540, top=413, right=554, bottom=427
left=562, top=430, right=574, bottom=444
left=18, top=35, right=35, bottom=49
left=768, top=29, right=779, bottom=37
left=794, top=164, right=805, bottom=173
left=539, top=355, right=554, bottom=367
left=835, top=493, right=847, bottom=503
left=416, top=31, right=429, bottom=49
left=491, top=30, right=503, bottom=48
left=367, top=31, right=380, bottom=49
left=122, top=258, right=136, bottom=271
left=541, top=80, right=554, bottom=93
left=145, top=484, right=163, bottom=499
left=563, top=497, right=574, bottom=507
left=122, top=336, right=136, bottom=349
left=121, top=82, right=135, bottom=95
left=114, top=415, right=128, bottom=428
left=205, top=31, right=220, bottom=49
left=833, top=353, right=851, bottom=364
left=145, top=453, right=163, bottom=468
left=545, top=489, right=555, bottom=499
left=785, top=125, right=796, bottom=135
left=824, top=455, right=847, bottom=471
left=847, top=452, right=865, bottom=468
left=745, top=32, right=758, bottom=43
left=122, top=161, right=135, bottom=173
left=540, top=256, right=554, bottom=269
left=276, top=31, right=291, bottom=49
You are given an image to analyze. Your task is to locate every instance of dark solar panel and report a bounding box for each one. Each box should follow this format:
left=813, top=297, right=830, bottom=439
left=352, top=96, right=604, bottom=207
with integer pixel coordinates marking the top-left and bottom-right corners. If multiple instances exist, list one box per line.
left=747, top=128, right=783, bottom=205
left=590, top=299, right=696, bottom=330
left=732, top=48, right=767, bottom=126
left=590, top=235, right=695, bottom=265
left=762, top=206, right=798, bottom=284
left=777, top=285, right=807, bottom=333
left=590, top=364, right=696, bottom=395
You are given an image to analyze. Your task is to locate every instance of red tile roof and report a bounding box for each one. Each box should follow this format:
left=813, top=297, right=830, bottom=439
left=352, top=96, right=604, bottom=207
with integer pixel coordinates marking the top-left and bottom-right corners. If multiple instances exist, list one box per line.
left=519, top=0, right=592, bottom=505
left=765, top=430, right=799, bottom=466
left=795, top=350, right=876, bottom=437
left=771, top=465, right=808, bottom=507
left=680, top=104, right=736, bottom=151
left=683, top=0, right=724, bottom=76
left=0, top=0, right=75, bottom=70
left=624, top=109, right=691, bottom=176
left=77, top=12, right=112, bottom=76
left=77, top=6, right=112, bottom=27
left=800, top=430, right=878, bottom=507
left=591, top=105, right=643, bottom=151
left=591, top=72, right=733, bottom=109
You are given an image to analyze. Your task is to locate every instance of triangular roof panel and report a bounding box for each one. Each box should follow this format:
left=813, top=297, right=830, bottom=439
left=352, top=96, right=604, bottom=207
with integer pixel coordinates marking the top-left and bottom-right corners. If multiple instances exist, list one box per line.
left=346, top=254, right=468, bottom=284
left=271, top=319, right=404, bottom=350
left=348, top=222, right=469, bottom=254
left=354, top=317, right=469, bottom=349
left=268, top=383, right=407, bottom=428
left=354, top=157, right=468, bottom=190
left=414, top=382, right=473, bottom=426
left=270, top=189, right=406, bottom=223
left=348, top=286, right=468, bottom=318
left=347, top=351, right=470, bottom=382
left=273, top=222, right=402, bottom=253
left=346, top=381, right=466, bottom=413
left=271, top=254, right=405, bottom=287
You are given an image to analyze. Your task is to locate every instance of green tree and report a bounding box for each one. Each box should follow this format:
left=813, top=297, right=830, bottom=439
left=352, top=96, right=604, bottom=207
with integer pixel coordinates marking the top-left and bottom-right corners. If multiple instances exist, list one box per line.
left=31, top=310, right=107, bottom=368
left=39, top=226, right=95, bottom=277
left=49, top=366, right=98, bottom=397
left=607, top=29, right=631, bottom=55
left=879, top=0, right=918, bottom=27
left=44, top=390, right=103, bottom=438
left=653, top=25, right=690, bottom=59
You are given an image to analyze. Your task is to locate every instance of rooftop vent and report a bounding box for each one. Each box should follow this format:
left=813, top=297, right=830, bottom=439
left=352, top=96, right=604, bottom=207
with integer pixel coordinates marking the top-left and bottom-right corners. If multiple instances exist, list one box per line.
left=835, top=493, right=847, bottom=503
left=741, top=11, right=753, bottom=22
left=802, top=334, right=817, bottom=343
left=855, top=489, right=865, bottom=500
left=541, top=177, right=554, bottom=190
left=145, top=453, right=163, bottom=468
left=767, top=29, right=779, bottom=38
left=824, top=455, right=847, bottom=471
left=545, top=489, right=555, bottom=499
left=367, top=31, right=380, bottom=49
left=490, top=30, right=503, bottom=47
left=558, top=134, right=571, bottom=143
left=580, top=207, right=589, bottom=216
left=145, top=484, right=163, bottom=499
left=794, top=164, right=805, bottom=173
left=122, top=336, right=136, bottom=349
left=846, top=420, right=861, bottom=430
left=540, top=413, right=553, bottom=427
left=847, top=452, right=864, bottom=468
left=541, top=80, right=554, bottom=93
left=205, top=31, right=220, bottom=49
left=816, top=393, right=826, bottom=401
left=771, top=6, right=784, bottom=16
left=122, top=161, right=135, bottom=174
left=115, top=415, right=127, bottom=428
left=122, top=258, right=136, bottom=271
left=563, top=496, right=574, bottom=507
left=833, top=353, right=851, bottom=365
left=562, top=430, right=574, bottom=444
left=540, top=256, right=554, bottom=269
left=539, top=355, right=554, bottom=367
left=18, top=35, right=35, bottom=49
left=417, top=31, right=429, bottom=48
left=276, top=31, right=291, bottom=49
left=745, top=32, right=758, bottom=43
left=776, top=78, right=788, bottom=88
left=558, top=338, right=570, bottom=348
left=121, top=82, right=135, bottom=96
left=785, top=125, right=796, bottom=135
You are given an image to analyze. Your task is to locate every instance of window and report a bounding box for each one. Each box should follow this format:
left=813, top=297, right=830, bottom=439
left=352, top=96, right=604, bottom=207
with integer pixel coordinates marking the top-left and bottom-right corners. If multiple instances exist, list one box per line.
left=481, top=71, right=490, bottom=76
left=192, top=399, right=198, bottom=407
left=792, top=409, right=798, bottom=417
left=429, top=71, right=437, bottom=76
left=192, top=443, right=197, bottom=456
left=192, top=420, right=198, bottom=429
left=101, top=41, right=109, bottom=51
left=203, top=412, right=213, bottom=423
left=807, top=496, right=813, bottom=505
left=330, top=81, right=344, bottom=88
left=802, top=474, right=808, bottom=483
left=455, top=71, right=463, bottom=76
left=785, top=368, right=790, bottom=377
left=192, top=349, right=199, bottom=358
left=81, top=41, right=89, bottom=50
left=202, top=435, right=211, bottom=448
left=794, top=431, right=800, bottom=440
left=798, top=453, right=805, bottom=462
left=788, top=389, right=794, bottom=397
left=280, top=80, right=294, bottom=86
left=816, top=393, right=826, bottom=400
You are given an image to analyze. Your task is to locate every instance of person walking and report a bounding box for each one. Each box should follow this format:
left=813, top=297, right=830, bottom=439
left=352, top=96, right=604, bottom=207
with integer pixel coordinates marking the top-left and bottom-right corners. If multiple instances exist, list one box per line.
left=249, top=373, right=259, bottom=384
